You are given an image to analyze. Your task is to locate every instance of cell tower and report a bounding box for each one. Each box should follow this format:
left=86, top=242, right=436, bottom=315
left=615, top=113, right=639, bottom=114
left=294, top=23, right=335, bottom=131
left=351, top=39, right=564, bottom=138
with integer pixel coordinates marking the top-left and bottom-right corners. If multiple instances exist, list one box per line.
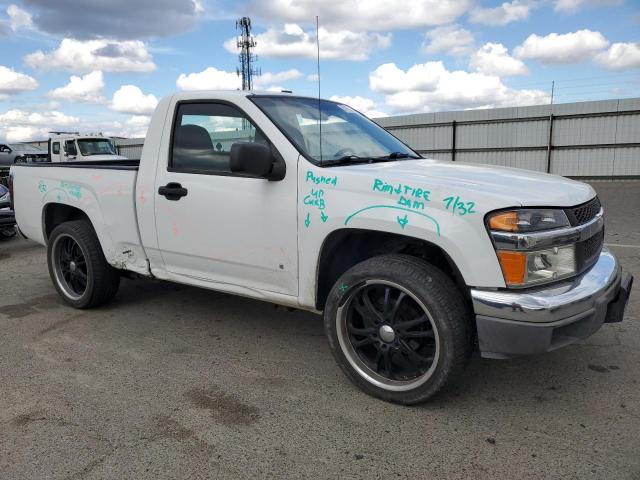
left=235, top=17, right=260, bottom=90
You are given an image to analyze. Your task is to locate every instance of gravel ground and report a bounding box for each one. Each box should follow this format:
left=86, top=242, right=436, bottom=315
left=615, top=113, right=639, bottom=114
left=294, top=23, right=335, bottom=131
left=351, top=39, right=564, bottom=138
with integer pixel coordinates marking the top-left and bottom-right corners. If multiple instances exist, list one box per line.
left=0, top=181, right=638, bottom=479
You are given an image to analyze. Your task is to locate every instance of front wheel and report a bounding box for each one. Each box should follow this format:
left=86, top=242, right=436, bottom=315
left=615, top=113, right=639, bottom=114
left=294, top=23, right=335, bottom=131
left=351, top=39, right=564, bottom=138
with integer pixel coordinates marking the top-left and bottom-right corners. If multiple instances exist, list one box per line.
left=323, top=254, right=472, bottom=405
left=47, top=220, right=120, bottom=308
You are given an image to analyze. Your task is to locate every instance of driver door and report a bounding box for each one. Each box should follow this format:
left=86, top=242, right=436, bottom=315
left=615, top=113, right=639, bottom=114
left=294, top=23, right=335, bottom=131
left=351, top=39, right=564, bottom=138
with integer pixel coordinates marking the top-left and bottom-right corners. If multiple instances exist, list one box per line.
left=64, top=140, right=77, bottom=161
left=153, top=100, right=298, bottom=296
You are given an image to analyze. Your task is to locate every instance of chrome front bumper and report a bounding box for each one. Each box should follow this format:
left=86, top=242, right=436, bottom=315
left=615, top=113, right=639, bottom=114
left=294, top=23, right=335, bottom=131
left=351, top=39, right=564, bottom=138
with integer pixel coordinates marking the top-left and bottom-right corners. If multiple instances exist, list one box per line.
left=471, top=248, right=633, bottom=359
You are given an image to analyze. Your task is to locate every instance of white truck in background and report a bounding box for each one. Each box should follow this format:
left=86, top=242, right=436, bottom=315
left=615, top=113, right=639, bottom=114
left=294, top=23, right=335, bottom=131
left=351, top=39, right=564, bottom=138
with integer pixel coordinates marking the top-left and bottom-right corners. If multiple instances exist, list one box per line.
left=9, top=91, right=634, bottom=405
left=48, top=133, right=127, bottom=162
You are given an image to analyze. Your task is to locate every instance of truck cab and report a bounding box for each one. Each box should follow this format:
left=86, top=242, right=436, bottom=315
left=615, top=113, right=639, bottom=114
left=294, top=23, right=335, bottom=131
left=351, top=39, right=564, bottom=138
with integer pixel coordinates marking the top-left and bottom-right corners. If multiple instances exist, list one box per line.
left=49, top=133, right=127, bottom=162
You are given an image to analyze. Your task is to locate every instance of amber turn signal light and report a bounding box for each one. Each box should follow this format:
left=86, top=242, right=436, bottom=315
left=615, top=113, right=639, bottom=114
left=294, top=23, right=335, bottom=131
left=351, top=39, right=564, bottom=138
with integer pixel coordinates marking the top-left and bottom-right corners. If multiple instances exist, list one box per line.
left=496, top=251, right=526, bottom=286
left=488, top=211, right=519, bottom=232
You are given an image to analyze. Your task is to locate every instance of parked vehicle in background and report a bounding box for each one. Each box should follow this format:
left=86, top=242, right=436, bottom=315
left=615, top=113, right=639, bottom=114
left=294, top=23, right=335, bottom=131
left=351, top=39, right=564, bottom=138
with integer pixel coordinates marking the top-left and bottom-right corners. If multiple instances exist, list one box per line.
left=0, top=143, right=49, bottom=166
left=9, top=90, right=634, bottom=405
left=0, top=183, right=16, bottom=238
left=49, top=133, right=127, bottom=162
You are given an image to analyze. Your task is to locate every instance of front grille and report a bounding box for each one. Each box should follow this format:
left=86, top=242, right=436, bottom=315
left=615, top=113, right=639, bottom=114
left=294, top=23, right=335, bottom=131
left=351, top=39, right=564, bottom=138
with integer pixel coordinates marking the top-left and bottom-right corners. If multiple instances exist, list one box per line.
left=576, top=229, right=604, bottom=274
left=565, top=197, right=601, bottom=226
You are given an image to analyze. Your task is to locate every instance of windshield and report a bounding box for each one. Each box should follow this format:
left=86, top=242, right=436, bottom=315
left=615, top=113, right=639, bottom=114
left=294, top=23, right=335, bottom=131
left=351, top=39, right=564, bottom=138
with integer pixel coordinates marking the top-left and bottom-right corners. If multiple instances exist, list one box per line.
left=251, top=96, right=419, bottom=165
left=77, top=139, right=117, bottom=156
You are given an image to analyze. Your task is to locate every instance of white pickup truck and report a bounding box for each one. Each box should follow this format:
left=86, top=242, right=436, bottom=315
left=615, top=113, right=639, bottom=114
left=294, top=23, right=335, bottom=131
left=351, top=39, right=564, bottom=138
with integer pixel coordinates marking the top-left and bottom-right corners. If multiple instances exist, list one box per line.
left=9, top=91, right=633, bottom=404
left=48, top=133, right=127, bottom=162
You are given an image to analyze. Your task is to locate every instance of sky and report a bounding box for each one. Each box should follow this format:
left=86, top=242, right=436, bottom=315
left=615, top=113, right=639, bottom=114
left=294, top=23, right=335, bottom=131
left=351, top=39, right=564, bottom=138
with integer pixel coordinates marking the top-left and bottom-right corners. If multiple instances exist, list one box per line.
left=0, top=0, right=639, bottom=142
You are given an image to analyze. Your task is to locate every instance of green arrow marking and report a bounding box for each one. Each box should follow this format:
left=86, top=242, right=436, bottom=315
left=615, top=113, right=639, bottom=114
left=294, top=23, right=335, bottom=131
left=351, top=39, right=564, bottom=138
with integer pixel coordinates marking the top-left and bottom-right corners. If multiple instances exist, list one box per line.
left=320, top=211, right=328, bottom=223
left=397, top=214, right=409, bottom=229
left=344, top=205, right=440, bottom=236
left=304, top=212, right=311, bottom=228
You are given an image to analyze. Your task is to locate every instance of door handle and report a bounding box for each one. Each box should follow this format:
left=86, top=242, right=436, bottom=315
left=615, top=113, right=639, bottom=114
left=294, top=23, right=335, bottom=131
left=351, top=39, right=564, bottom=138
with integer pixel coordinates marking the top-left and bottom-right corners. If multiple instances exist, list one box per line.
left=158, top=182, right=188, bottom=201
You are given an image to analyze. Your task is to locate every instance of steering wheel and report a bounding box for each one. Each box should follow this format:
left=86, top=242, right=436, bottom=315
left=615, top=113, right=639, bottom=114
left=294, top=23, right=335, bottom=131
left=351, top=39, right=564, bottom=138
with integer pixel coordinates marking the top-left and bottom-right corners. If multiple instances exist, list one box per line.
left=333, top=147, right=357, bottom=158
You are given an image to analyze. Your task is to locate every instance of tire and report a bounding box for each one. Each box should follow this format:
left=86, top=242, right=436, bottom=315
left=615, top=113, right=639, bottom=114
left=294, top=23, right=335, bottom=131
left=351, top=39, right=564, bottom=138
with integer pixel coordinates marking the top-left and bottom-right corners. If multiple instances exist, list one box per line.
left=0, top=227, right=16, bottom=238
left=323, top=254, right=471, bottom=405
left=47, top=220, right=120, bottom=309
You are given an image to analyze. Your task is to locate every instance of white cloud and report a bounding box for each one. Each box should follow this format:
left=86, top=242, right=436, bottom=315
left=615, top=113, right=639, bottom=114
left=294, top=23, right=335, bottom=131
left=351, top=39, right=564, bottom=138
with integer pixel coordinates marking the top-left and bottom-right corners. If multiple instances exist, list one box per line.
left=47, top=71, right=105, bottom=103
left=422, top=25, right=474, bottom=56
left=514, top=30, right=609, bottom=63
left=595, top=42, right=640, bottom=70
left=176, top=66, right=303, bottom=92
left=255, top=69, right=303, bottom=85
left=0, top=109, right=79, bottom=142
left=110, top=85, right=158, bottom=115
left=0, top=65, right=38, bottom=96
left=329, top=95, right=386, bottom=118
left=176, top=67, right=241, bottom=91
left=307, top=73, right=319, bottom=81
left=125, top=115, right=151, bottom=128
left=224, top=24, right=391, bottom=61
left=25, top=39, right=156, bottom=73
left=470, top=43, right=528, bottom=76
left=554, top=0, right=582, bottom=10
left=249, top=0, right=471, bottom=30
left=553, top=0, right=622, bottom=13
left=7, top=4, right=33, bottom=31
left=120, top=115, right=151, bottom=137
left=469, top=0, right=530, bottom=26
left=369, top=62, right=548, bottom=113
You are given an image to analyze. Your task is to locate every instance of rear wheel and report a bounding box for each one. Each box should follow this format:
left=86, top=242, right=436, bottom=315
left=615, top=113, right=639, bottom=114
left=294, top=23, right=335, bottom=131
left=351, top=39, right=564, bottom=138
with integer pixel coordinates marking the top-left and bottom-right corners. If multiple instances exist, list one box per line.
left=324, top=254, right=471, bottom=404
left=47, top=220, right=120, bottom=308
left=0, top=227, right=16, bottom=238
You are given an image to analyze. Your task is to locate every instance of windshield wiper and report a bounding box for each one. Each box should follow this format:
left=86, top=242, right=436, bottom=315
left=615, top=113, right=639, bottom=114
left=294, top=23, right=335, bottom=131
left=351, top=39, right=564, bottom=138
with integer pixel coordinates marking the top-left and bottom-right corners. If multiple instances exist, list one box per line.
left=320, top=155, right=374, bottom=166
left=321, top=152, right=421, bottom=167
left=374, top=152, right=421, bottom=160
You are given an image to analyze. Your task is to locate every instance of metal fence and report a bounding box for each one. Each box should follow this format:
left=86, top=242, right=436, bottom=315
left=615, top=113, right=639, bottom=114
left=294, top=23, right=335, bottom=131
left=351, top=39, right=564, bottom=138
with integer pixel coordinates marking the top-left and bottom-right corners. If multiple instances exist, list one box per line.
left=114, top=138, right=144, bottom=159
left=6, top=98, right=640, bottom=179
left=375, top=97, right=640, bottom=178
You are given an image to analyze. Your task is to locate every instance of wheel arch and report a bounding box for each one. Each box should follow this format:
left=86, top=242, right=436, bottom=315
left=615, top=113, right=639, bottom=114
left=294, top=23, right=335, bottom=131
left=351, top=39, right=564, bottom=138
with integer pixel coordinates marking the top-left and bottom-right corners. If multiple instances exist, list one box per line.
left=42, top=203, right=92, bottom=243
left=315, top=228, right=469, bottom=311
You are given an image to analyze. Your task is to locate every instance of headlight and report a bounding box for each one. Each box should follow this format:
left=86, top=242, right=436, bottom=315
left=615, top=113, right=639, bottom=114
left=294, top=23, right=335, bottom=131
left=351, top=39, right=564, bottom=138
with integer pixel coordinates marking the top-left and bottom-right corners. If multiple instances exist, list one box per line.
left=0, top=192, right=8, bottom=202
left=488, top=208, right=577, bottom=288
left=496, top=245, right=576, bottom=287
left=488, top=209, right=570, bottom=232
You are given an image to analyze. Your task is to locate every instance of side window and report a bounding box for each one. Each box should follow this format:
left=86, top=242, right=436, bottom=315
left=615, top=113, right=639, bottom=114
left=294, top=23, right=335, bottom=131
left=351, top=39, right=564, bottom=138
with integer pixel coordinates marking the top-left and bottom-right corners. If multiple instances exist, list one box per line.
left=0, top=144, right=10, bottom=153
left=52, top=142, right=60, bottom=154
left=170, top=102, right=268, bottom=174
left=65, top=140, right=77, bottom=156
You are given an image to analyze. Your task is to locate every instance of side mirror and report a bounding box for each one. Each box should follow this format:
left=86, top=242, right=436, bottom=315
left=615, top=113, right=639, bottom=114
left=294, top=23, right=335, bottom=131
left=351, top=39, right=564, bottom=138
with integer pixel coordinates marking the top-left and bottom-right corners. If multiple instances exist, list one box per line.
left=230, top=142, right=286, bottom=181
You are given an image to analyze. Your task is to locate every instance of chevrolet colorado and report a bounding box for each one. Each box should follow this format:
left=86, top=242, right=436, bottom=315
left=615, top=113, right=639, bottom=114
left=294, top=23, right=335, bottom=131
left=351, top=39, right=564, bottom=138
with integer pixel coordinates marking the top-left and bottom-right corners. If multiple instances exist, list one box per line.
left=9, top=91, right=633, bottom=404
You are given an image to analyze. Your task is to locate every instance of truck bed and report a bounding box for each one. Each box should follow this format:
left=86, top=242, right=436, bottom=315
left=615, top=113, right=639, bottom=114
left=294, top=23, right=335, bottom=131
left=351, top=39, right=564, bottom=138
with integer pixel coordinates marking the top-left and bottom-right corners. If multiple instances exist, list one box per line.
left=11, top=160, right=150, bottom=275
left=17, top=159, right=140, bottom=170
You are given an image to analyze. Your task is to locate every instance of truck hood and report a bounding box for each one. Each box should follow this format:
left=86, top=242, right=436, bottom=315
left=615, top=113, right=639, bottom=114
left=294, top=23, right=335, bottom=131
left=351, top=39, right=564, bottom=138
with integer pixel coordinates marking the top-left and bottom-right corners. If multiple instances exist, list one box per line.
left=340, top=158, right=595, bottom=208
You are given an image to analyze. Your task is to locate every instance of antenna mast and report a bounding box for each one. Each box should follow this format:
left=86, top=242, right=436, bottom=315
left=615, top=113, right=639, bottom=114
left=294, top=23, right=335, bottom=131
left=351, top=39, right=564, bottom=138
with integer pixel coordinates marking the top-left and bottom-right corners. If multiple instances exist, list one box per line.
left=236, top=17, right=260, bottom=90
left=316, top=15, right=322, bottom=164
